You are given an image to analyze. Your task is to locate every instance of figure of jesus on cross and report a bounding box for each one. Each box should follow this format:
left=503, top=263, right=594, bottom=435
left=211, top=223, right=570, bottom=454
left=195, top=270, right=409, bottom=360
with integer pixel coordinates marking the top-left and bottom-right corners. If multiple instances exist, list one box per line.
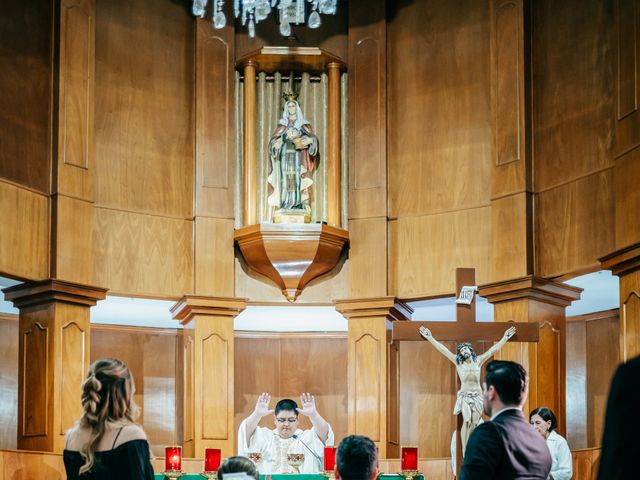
left=419, top=324, right=516, bottom=455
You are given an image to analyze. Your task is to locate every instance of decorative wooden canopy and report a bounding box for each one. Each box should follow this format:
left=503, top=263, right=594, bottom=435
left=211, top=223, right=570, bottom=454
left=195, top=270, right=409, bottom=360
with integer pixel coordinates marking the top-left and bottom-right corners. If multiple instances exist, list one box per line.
left=235, top=223, right=349, bottom=302
left=236, top=46, right=346, bottom=73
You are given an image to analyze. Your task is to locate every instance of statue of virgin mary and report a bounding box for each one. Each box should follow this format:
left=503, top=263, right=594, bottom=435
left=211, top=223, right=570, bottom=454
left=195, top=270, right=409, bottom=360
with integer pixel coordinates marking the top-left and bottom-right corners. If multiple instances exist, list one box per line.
left=267, top=94, right=319, bottom=221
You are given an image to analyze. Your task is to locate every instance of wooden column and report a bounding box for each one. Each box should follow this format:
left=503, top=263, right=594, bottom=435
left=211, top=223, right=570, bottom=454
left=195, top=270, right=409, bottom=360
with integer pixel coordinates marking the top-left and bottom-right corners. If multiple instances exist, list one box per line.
left=479, top=277, right=581, bottom=435
left=242, top=61, right=257, bottom=226
left=334, top=297, right=412, bottom=458
left=171, top=296, right=246, bottom=457
left=2, top=279, right=107, bottom=452
left=327, top=61, right=342, bottom=227
left=601, top=243, right=640, bottom=361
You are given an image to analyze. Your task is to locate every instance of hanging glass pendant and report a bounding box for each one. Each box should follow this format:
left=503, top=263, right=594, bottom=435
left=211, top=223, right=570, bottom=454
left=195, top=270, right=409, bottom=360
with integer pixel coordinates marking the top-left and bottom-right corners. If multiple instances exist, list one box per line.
left=308, top=10, right=320, bottom=28
left=213, top=11, right=227, bottom=28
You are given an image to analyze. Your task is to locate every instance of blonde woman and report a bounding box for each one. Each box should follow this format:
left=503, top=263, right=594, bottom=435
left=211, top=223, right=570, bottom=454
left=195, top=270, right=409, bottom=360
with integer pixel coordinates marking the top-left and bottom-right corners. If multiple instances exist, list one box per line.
left=63, top=358, right=154, bottom=479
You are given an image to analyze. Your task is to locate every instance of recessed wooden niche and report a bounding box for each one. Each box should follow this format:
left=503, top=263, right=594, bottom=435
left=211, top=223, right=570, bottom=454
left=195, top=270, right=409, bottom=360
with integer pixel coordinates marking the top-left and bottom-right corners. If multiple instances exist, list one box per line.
left=235, top=47, right=349, bottom=302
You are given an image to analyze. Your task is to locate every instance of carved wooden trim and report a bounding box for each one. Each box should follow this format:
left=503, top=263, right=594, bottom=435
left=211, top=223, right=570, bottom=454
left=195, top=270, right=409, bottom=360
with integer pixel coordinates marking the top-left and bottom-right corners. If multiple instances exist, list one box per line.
left=183, top=334, right=194, bottom=443
left=600, top=241, right=640, bottom=275
left=200, top=333, right=229, bottom=440
left=479, top=275, right=583, bottom=307
left=2, top=279, right=107, bottom=309
left=22, top=322, right=48, bottom=437
left=60, top=321, right=85, bottom=434
left=621, top=290, right=640, bottom=360
left=353, top=333, right=381, bottom=440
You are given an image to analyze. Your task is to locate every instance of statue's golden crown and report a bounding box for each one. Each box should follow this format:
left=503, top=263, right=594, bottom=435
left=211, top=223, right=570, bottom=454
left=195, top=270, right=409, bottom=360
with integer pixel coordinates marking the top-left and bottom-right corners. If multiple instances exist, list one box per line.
left=282, top=90, right=299, bottom=102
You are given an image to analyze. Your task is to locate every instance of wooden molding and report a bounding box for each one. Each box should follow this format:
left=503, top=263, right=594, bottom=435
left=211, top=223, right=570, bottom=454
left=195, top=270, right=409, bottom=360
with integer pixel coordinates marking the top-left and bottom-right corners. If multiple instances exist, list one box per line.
left=334, top=297, right=413, bottom=321
left=170, top=296, right=247, bottom=325
left=235, top=47, right=345, bottom=74
left=599, top=241, right=640, bottom=276
left=2, top=279, right=108, bottom=309
left=479, top=275, right=583, bottom=307
left=567, top=308, right=620, bottom=323
left=235, top=223, right=349, bottom=302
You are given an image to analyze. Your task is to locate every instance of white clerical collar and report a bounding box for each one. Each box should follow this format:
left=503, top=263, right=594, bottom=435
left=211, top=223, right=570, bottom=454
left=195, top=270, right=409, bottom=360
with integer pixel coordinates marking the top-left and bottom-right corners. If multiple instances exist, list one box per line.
left=490, top=406, right=521, bottom=421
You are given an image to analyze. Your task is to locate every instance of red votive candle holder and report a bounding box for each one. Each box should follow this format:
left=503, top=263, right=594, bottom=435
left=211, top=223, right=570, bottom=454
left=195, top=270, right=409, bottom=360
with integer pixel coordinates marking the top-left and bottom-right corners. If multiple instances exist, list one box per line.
left=205, top=448, right=222, bottom=473
left=165, top=446, right=182, bottom=471
left=400, top=446, right=418, bottom=471
left=323, top=446, right=337, bottom=471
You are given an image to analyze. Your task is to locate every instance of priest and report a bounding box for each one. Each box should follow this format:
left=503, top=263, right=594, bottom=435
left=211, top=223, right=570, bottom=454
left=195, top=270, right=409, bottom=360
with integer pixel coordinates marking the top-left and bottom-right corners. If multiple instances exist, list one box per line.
left=237, top=392, right=334, bottom=473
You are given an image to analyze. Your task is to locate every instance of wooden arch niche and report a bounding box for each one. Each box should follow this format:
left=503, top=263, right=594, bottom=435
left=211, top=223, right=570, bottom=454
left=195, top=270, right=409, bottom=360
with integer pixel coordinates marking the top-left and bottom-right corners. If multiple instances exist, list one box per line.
left=234, top=47, right=349, bottom=302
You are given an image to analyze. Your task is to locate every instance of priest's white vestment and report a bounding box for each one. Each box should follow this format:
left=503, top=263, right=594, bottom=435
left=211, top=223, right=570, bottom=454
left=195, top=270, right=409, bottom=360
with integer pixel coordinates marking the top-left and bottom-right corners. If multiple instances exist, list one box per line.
left=237, top=419, right=334, bottom=474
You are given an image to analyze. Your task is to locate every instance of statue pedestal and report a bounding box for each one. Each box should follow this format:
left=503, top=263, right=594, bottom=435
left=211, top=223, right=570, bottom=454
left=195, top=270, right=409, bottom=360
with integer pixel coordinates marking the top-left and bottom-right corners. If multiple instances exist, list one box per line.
left=234, top=223, right=349, bottom=302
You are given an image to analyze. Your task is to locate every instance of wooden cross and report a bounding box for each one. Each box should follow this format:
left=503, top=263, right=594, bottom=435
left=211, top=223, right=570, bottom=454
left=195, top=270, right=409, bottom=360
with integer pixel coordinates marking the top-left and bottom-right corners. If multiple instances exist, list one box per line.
left=393, top=268, right=540, bottom=477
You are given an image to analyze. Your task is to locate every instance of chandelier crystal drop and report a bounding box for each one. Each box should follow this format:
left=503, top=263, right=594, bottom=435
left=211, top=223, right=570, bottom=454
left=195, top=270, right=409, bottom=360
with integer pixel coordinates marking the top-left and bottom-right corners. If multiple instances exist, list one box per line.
left=192, top=0, right=339, bottom=38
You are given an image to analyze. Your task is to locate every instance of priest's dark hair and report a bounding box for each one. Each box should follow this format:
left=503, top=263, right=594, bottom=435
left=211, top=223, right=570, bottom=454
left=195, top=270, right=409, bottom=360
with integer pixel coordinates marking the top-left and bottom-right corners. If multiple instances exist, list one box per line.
left=485, top=360, right=528, bottom=406
left=529, top=406, right=558, bottom=432
left=275, top=398, right=299, bottom=416
left=218, top=456, right=260, bottom=480
left=336, top=435, right=377, bottom=480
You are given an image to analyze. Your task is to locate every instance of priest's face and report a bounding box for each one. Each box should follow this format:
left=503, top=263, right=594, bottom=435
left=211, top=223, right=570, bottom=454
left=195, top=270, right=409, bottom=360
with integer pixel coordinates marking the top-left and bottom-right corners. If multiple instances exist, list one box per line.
left=275, top=409, right=299, bottom=438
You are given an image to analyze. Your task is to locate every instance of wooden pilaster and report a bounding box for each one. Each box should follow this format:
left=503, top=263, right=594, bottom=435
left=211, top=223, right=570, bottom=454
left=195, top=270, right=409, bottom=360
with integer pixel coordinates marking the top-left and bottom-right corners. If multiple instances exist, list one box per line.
left=2, top=279, right=107, bottom=452
left=479, top=276, right=582, bottom=435
left=600, top=242, right=640, bottom=361
left=171, top=296, right=246, bottom=458
left=334, top=297, right=412, bottom=458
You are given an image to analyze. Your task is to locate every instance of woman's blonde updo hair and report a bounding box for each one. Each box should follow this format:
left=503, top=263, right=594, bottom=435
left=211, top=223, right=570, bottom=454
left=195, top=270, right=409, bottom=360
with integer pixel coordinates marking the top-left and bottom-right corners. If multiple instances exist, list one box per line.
left=78, top=358, right=140, bottom=474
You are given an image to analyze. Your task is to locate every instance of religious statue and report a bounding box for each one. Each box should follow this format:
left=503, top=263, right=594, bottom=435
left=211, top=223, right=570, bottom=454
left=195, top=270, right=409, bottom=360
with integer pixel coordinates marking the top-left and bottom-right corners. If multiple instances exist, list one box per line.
left=419, top=325, right=516, bottom=456
left=267, top=93, right=319, bottom=223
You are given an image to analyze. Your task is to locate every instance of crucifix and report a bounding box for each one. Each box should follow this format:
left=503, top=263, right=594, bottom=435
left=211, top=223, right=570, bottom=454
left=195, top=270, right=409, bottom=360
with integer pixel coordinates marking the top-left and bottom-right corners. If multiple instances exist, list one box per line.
left=393, top=268, right=540, bottom=477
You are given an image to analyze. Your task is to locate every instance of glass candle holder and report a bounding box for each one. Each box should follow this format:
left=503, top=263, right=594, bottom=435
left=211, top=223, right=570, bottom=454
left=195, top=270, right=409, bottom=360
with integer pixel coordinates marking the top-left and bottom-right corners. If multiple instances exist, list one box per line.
left=323, top=446, right=336, bottom=471
left=204, top=448, right=221, bottom=472
left=165, top=446, right=182, bottom=471
left=400, top=446, right=418, bottom=471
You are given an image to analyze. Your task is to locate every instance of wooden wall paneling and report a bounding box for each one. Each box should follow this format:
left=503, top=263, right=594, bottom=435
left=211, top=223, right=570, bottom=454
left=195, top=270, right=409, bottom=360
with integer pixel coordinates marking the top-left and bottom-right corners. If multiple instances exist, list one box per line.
left=91, top=325, right=180, bottom=456
left=565, top=319, right=587, bottom=449
left=52, top=195, right=93, bottom=285
left=621, top=285, right=640, bottom=359
left=614, top=148, right=640, bottom=248
left=93, top=207, right=194, bottom=297
left=0, top=315, right=18, bottom=450
left=195, top=19, right=234, bottom=220
left=614, top=0, right=640, bottom=156
left=55, top=0, right=95, bottom=201
left=0, top=181, right=49, bottom=280
left=490, top=193, right=531, bottom=280
left=388, top=208, right=492, bottom=298
left=94, top=0, right=194, bottom=219
left=571, top=448, right=601, bottom=480
left=59, top=319, right=86, bottom=436
left=348, top=0, right=386, bottom=219
left=399, top=341, right=457, bottom=458
left=0, top=449, right=66, bottom=480
left=585, top=315, right=619, bottom=447
left=387, top=0, right=491, bottom=218
left=182, top=325, right=195, bottom=456
left=535, top=171, right=614, bottom=278
left=348, top=218, right=387, bottom=298
left=0, top=0, right=53, bottom=194
left=532, top=0, right=613, bottom=191
left=195, top=217, right=235, bottom=297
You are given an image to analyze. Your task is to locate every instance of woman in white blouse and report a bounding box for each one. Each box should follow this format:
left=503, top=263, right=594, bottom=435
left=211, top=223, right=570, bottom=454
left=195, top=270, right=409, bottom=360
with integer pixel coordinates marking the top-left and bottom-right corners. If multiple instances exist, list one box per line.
left=530, top=407, right=573, bottom=480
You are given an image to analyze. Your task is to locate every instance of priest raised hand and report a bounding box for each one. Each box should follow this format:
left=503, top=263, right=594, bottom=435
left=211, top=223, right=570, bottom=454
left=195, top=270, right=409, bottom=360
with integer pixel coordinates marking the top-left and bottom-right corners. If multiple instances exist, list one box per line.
left=238, top=393, right=334, bottom=474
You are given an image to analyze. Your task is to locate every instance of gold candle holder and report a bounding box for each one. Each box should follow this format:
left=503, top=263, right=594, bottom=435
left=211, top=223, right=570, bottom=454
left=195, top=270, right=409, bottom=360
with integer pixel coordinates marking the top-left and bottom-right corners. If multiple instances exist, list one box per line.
left=320, top=471, right=336, bottom=478
left=164, top=470, right=186, bottom=480
left=200, top=472, right=218, bottom=479
left=398, top=470, right=419, bottom=480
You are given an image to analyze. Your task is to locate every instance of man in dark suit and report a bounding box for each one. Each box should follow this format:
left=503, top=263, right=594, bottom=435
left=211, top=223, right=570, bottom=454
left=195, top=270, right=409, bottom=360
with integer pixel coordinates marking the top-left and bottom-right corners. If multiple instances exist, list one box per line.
left=334, top=435, right=378, bottom=480
left=597, top=354, right=640, bottom=480
left=460, top=360, right=552, bottom=480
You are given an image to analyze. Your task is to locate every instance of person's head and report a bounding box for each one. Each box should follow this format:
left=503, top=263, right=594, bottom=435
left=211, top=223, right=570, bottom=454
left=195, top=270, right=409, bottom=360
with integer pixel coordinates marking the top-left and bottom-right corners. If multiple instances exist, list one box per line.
left=274, top=398, right=299, bottom=438
left=456, top=342, right=477, bottom=364
left=482, top=360, right=528, bottom=417
left=78, top=358, right=139, bottom=474
left=218, top=456, right=260, bottom=480
left=529, top=406, right=558, bottom=438
left=335, top=435, right=378, bottom=480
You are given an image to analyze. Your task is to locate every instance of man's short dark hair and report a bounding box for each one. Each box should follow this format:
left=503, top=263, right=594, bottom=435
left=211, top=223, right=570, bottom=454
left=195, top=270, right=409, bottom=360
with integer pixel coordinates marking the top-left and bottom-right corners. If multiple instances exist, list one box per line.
left=336, top=435, right=377, bottom=480
left=485, top=360, right=527, bottom=406
left=275, top=398, right=298, bottom=416
left=218, top=456, right=260, bottom=480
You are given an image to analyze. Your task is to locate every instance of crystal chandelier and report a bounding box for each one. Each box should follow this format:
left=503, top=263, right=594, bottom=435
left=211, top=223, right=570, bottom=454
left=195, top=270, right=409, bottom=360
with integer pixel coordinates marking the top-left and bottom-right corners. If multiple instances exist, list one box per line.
left=192, top=0, right=338, bottom=38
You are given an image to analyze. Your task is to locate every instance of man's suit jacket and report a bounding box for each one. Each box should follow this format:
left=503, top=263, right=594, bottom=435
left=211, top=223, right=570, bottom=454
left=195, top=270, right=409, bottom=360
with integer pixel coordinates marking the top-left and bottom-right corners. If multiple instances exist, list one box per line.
left=597, top=354, right=640, bottom=480
left=459, top=408, right=551, bottom=480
